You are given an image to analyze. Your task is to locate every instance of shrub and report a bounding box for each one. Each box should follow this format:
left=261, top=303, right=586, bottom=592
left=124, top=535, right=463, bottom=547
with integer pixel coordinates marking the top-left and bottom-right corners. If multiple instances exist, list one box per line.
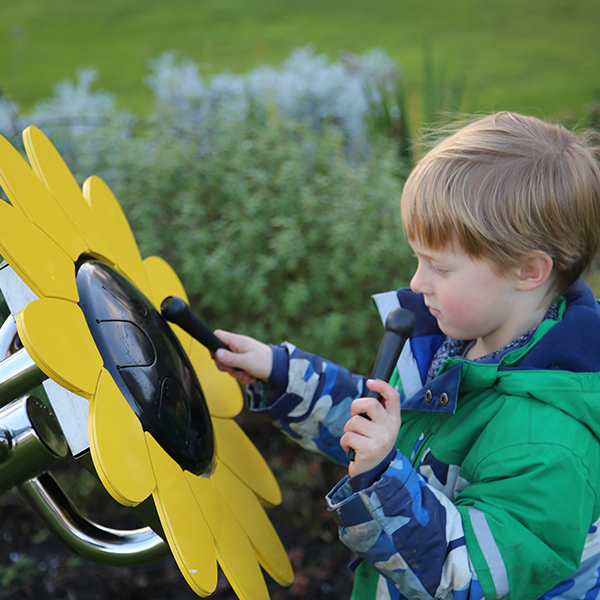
left=145, top=46, right=402, bottom=157
left=111, top=114, right=413, bottom=373
left=0, top=48, right=416, bottom=373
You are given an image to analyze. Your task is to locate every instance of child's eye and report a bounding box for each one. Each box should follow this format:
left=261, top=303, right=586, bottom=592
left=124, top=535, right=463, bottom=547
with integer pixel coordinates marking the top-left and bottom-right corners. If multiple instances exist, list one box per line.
left=430, top=265, right=449, bottom=275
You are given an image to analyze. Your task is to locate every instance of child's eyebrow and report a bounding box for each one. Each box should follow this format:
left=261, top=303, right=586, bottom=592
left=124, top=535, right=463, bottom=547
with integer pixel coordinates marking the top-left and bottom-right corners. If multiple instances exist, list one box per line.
left=412, top=248, right=439, bottom=260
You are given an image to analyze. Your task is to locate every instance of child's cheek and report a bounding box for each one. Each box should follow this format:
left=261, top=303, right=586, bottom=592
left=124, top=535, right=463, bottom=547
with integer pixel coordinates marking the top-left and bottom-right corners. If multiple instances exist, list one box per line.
left=438, top=292, right=481, bottom=334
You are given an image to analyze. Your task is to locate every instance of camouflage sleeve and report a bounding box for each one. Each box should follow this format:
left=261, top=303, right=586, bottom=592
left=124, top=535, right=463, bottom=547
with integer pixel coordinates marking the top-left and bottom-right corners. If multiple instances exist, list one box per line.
left=326, top=451, right=485, bottom=599
left=248, top=342, right=368, bottom=465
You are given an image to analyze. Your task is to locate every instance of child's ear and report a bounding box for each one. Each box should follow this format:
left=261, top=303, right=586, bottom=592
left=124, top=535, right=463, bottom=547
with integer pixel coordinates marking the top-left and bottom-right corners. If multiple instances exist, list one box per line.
left=516, top=251, right=554, bottom=290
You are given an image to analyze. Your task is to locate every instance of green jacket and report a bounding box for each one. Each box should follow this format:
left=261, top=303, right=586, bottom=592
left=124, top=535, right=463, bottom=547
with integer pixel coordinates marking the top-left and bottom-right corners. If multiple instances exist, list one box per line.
left=327, top=282, right=600, bottom=599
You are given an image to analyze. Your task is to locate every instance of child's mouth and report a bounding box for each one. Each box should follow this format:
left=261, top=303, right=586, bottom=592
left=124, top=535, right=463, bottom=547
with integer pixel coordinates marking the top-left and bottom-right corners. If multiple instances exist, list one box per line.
left=428, top=306, right=442, bottom=318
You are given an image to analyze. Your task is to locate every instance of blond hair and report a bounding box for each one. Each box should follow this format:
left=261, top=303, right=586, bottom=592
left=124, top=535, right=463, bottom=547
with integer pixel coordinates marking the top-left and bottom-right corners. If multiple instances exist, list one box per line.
left=401, top=112, right=600, bottom=292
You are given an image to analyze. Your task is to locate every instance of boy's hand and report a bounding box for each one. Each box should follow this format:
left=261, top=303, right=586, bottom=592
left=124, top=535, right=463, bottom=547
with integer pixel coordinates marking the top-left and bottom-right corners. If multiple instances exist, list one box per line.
left=212, top=330, right=273, bottom=385
left=341, top=379, right=401, bottom=478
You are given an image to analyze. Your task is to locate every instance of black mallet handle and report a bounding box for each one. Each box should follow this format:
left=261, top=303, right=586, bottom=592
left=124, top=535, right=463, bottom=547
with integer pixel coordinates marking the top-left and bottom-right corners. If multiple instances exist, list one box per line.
left=347, top=307, right=415, bottom=462
left=160, top=295, right=230, bottom=353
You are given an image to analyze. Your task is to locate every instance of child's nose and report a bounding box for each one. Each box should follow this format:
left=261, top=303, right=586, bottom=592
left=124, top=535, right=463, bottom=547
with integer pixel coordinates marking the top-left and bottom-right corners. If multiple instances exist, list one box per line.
left=410, top=265, right=431, bottom=295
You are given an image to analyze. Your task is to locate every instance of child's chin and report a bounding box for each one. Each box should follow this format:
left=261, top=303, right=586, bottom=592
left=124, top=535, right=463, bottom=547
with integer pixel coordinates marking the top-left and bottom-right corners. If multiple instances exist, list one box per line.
left=437, top=322, right=466, bottom=340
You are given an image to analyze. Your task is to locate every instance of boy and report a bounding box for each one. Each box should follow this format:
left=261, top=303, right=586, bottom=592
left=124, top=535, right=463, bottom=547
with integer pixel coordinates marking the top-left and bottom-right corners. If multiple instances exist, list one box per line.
left=213, top=112, right=600, bottom=599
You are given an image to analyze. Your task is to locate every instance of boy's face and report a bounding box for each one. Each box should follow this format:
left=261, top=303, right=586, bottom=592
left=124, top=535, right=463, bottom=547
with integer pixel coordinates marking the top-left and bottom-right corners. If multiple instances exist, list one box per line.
left=409, top=239, right=523, bottom=351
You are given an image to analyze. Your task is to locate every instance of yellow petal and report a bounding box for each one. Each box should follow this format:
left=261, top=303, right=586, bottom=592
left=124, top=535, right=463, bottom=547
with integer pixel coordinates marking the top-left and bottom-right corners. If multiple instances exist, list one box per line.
left=186, top=471, right=270, bottom=600
left=189, top=340, right=243, bottom=419
left=212, top=417, right=282, bottom=508
left=211, top=461, right=294, bottom=586
left=0, top=200, right=79, bottom=302
left=23, top=126, right=117, bottom=264
left=82, top=175, right=152, bottom=299
left=0, top=133, right=87, bottom=261
left=146, top=433, right=218, bottom=597
left=143, top=255, right=192, bottom=354
left=17, top=298, right=102, bottom=397
left=89, top=369, right=155, bottom=506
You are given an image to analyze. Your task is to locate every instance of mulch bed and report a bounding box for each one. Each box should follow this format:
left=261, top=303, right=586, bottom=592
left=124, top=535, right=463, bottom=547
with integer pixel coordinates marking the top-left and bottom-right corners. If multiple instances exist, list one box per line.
left=0, top=412, right=355, bottom=599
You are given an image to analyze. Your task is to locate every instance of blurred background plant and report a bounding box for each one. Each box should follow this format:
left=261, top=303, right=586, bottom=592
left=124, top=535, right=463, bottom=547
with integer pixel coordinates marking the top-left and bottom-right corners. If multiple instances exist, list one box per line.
left=0, top=46, right=419, bottom=373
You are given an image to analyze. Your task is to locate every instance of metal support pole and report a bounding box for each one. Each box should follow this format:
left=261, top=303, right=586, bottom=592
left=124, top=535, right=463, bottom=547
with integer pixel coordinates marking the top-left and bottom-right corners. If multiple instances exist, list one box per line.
left=0, top=348, right=46, bottom=408
left=19, top=474, right=169, bottom=566
left=0, top=395, right=67, bottom=492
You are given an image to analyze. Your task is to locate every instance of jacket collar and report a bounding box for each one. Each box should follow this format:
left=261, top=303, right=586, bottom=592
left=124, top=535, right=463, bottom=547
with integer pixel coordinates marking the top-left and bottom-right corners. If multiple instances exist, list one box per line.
left=393, top=279, right=600, bottom=415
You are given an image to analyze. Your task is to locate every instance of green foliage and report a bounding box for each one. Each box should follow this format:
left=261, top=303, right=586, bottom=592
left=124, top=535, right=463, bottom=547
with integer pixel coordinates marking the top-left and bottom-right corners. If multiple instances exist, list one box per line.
left=110, top=115, right=414, bottom=373
left=0, top=553, right=36, bottom=587
left=420, top=42, right=470, bottom=126
left=0, top=46, right=418, bottom=372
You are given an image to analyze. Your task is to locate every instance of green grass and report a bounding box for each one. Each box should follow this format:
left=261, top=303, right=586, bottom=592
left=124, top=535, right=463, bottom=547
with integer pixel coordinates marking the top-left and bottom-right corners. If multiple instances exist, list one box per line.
left=1, top=0, right=600, bottom=118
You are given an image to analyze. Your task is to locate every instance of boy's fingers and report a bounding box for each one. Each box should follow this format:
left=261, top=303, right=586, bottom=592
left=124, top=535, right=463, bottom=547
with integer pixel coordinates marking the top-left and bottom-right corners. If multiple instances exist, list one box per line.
left=366, top=379, right=400, bottom=411
left=341, top=431, right=363, bottom=454
left=214, top=347, right=234, bottom=366
left=350, top=397, right=384, bottom=419
left=235, top=371, right=258, bottom=385
left=214, top=329, right=248, bottom=351
left=214, top=330, right=259, bottom=364
left=344, top=414, right=377, bottom=439
left=215, top=347, right=251, bottom=374
left=213, top=352, right=257, bottom=384
left=365, top=378, right=396, bottom=396
left=212, top=332, right=273, bottom=382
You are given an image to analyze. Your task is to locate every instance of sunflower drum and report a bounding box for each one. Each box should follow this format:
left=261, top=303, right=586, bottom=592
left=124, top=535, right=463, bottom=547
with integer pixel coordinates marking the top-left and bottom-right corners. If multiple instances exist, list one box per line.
left=0, top=126, right=293, bottom=599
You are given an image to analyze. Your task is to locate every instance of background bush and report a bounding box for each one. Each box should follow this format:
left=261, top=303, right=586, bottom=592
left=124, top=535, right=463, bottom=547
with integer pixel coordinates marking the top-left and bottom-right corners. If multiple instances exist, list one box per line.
left=1, top=47, right=416, bottom=373
left=123, top=117, right=412, bottom=372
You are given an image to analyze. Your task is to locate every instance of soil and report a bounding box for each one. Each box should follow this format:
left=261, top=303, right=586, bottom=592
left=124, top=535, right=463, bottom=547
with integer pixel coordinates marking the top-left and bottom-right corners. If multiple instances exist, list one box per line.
left=0, top=410, right=355, bottom=600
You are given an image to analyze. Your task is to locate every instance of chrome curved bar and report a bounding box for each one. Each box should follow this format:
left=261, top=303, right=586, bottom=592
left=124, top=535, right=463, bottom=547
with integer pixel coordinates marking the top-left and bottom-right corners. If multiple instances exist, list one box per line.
left=19, top=473, right=169, bottom=566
